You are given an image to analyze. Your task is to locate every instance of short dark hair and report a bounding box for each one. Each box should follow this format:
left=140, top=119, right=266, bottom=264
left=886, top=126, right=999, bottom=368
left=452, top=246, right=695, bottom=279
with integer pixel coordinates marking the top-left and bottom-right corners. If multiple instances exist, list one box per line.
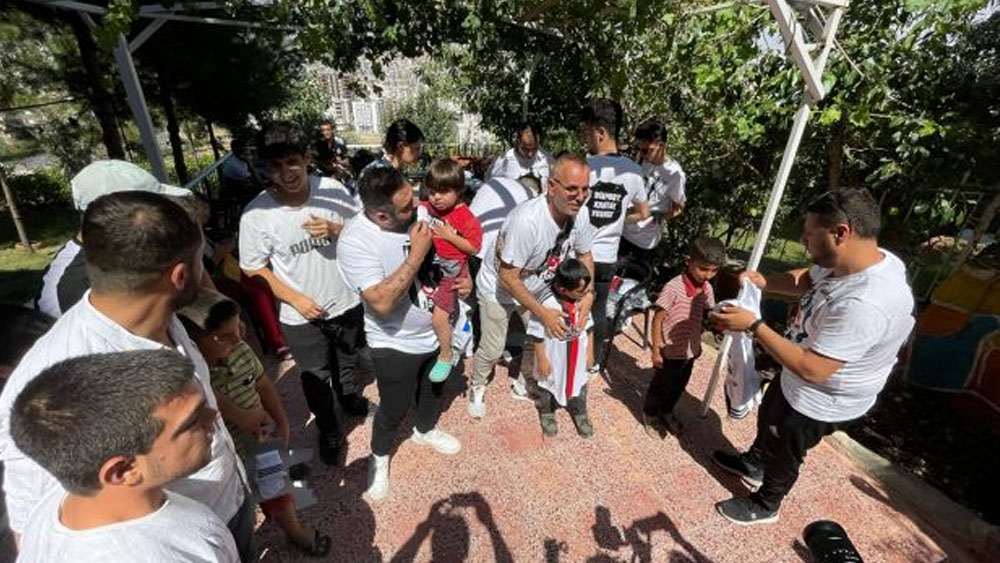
left=425, top=159, right=464, bottom=194
left=579, top=98, right=623, bottom=140
left=552, top=258, right=592, bottom=293
left=318, top=119, right=334, bottom=128
left=516, top=121, right=543, bottom=142
left=257, top=121, right=309, bottom=160
left=634, top=119, right=667, bottom=143
left=806, top=188, right=881, bottom=239
left=10, top=350, right=196, bottom=495
left=359, top=166, right=408, bottom=214
left=383, top=119, right=424, bottom=154
left=82, top=191, right=202, bottom=294
left=690, top=236, right=728, bottom=266
left=0, top=305, right=53, bottom=368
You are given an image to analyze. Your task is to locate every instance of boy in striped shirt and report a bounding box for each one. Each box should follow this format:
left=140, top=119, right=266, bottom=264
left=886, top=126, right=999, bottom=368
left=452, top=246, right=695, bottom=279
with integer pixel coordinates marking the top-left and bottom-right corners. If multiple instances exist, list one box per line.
left=646, top=236, right=727, bottom=438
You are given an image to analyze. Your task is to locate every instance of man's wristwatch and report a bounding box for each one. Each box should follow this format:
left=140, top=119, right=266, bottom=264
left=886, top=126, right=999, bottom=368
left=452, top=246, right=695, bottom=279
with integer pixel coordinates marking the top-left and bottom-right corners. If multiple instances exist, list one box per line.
left=746, top=318, right=766, bottom=336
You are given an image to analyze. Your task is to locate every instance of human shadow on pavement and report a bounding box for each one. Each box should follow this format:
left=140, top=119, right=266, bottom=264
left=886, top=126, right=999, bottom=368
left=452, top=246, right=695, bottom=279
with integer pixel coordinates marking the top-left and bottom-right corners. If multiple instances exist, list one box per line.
left=388, top=491, right=514, bottom=563
left=545, top=506, right=714, bottom=563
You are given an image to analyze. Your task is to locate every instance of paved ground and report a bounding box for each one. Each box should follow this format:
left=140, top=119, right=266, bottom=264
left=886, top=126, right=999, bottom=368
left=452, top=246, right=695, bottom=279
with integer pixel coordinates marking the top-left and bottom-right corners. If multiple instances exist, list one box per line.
left=255, top=322, right=977, bottom=563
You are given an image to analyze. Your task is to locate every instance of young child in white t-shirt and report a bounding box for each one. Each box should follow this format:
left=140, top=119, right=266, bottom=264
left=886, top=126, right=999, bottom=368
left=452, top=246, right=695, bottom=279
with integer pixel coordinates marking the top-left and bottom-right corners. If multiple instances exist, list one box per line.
left=419, top=159, right=483, bottom=383
left=527, top=258, right=596, bottom=437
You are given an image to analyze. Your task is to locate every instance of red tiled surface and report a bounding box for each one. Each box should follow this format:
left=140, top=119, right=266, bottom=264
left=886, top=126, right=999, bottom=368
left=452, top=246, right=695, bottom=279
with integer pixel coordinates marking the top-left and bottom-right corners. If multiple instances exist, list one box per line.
left=253, top=320, right=975, bottom=562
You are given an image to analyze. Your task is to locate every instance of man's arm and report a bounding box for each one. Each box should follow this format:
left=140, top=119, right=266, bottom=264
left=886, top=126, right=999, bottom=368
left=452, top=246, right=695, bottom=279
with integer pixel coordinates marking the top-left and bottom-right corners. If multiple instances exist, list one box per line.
left=664, top=201, right=685, bottom=220
left=650, top=309, right=666, bottom=368
left=624, top=201, right=652, bottom=224
left=243, top=267, right=325, bottom=320
left=359, top=221, right=433, bottom=317
left=498, top=262, right=567, bottom=338
left=743, top=268, right=812, bottom=298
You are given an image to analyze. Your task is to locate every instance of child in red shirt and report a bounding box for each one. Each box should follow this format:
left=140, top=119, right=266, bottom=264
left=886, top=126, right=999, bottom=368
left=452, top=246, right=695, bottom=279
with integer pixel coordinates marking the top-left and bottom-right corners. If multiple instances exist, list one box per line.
left=647, top=236, right=727, bottom=438
left=421, top=158, right=483, bottom=382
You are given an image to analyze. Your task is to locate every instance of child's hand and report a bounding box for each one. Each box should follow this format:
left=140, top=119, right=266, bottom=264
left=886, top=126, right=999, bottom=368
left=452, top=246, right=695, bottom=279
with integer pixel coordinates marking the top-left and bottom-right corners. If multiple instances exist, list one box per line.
left=651, top=348, right=664, bottom=369
left=537, top=357, right=553, bottom=379
left=431, top=222, right=459, bottom=243
left=236, top=408, right=274, bottom=440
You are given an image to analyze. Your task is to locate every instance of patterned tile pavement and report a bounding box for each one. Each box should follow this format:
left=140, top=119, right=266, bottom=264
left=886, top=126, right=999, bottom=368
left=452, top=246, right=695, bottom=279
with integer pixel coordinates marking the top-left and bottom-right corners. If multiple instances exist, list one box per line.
left=253, top=323, right=975, bottom=562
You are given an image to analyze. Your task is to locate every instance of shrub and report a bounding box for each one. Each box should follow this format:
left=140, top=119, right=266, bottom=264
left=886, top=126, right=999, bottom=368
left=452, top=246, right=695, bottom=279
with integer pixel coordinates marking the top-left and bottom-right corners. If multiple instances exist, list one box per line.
left=2, top=168, right=70, bottom=208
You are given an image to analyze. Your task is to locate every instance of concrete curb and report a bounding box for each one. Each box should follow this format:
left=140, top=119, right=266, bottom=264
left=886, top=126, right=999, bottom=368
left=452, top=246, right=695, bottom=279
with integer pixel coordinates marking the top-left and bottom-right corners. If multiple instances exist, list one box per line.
left=825, top=431, right=1000, bottom=559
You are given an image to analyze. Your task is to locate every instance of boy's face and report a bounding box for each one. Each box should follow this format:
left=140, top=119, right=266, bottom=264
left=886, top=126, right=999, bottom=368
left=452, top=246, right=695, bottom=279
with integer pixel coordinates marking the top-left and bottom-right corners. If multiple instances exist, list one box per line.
left=687, top=259, right=720, bottom=285
left=199, top=315, right=241, bottom=362
left=265, top=151, right=310, bottom=196
left=428, top=187, right=460, bottom=213
left=556, top=278, right=591, bottom=303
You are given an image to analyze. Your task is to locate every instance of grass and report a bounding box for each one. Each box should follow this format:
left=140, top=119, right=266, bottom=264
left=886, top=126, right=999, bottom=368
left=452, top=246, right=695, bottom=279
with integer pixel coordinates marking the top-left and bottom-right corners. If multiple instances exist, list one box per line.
left=0, top=205, right=78, bottom=305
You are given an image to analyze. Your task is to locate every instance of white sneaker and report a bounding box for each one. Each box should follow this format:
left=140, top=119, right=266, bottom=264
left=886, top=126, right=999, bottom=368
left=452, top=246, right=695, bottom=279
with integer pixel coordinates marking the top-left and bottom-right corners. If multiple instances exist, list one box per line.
left=510, top=375, right=533, bottom=402
left=411, top=426, right=462, bottom=455
left=366, top=454, right=390, bottom=501
left=467, top=385, right=486, bottom=419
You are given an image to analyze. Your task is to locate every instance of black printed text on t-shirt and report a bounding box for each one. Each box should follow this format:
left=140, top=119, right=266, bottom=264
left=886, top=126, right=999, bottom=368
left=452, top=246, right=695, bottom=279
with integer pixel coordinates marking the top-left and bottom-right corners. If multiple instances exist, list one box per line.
left=587, top=181, right=627, bottom=228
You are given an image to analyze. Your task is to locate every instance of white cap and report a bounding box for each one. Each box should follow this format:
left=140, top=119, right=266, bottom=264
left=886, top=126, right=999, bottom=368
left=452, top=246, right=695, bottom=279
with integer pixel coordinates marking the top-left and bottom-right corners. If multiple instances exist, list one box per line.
left=71, top=160, right=190, bottom=211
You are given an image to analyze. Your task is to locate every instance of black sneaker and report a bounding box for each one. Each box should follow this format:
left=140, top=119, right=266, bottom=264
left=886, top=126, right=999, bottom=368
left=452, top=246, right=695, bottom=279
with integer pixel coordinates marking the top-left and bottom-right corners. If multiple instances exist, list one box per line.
left=318, top=433, right=344, bottom=466
left=712, top=450, right=764, bottom=489
left=340, top=393, right=371, bottom=418
left=715, top=496, right=779, bottom=526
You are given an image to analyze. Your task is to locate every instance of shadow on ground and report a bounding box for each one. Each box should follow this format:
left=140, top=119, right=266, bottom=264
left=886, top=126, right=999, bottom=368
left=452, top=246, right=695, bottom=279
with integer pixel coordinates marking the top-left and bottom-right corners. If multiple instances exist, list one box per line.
left=545, top=505, right=713, bottom=563
left=388, top=491, right=513, bottom=563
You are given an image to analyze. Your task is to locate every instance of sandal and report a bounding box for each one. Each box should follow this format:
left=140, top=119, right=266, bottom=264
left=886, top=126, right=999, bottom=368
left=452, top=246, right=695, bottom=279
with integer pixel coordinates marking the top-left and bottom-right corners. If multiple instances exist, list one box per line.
left=428, top=359, right=452, bottom=383
left=539, top=413, right=558, bottom=437
left=292, top=529, right=332, bottom=557
left=572, top=413, right=594, bottom=438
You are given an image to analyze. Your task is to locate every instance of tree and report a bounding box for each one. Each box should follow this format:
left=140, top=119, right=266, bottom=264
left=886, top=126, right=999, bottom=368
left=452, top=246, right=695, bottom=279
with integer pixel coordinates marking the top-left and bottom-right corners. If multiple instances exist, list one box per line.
left=385, top=89, right=458, bottom=156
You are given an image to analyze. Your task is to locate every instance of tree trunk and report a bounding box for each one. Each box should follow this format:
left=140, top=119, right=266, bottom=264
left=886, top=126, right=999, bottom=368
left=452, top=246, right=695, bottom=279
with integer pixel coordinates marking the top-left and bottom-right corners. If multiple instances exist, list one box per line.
left=158, top=73, right=187, bottom=184
left=65, top=12, right=126, bottom=160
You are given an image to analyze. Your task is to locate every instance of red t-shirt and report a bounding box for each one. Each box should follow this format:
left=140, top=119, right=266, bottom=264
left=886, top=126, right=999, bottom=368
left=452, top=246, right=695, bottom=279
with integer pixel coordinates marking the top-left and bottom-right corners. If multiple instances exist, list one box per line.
left=422, top=202, right=483, bottom=262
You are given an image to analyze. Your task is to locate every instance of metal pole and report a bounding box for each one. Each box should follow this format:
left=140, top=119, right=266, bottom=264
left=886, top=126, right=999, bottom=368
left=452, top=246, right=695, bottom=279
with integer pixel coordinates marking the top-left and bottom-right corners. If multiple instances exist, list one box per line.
left=0, top=165, right=34, bottom=253
left=113, top=34, right=168, bottom=181
left=701, top=96, right=815, bottom=417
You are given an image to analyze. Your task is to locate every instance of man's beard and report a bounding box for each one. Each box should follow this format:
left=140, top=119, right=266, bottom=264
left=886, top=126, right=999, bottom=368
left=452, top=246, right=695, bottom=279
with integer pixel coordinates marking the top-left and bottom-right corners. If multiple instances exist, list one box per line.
left=808, top=240, right=837, bottom=268
left=390, top=209, right=416, bottom=233
left=172, top=268, right=201, bottom=309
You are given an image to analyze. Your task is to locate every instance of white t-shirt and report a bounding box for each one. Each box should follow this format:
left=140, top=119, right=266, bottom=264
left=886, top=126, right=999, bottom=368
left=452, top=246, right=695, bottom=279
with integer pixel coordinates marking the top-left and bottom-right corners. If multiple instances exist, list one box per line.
left=337, top=213, right=438, bottom=354
left=623, top=159, right=686, bottom=250
left=17, top=489, right=238, bottom=563
left=239, top=176, right=361, bottom=325
left=584, top=154, right=648, bottom=263
left=469, top=177, right=538, bottom=261
left=781, top=250, right=916, bottom=422
left=487, top=148, right=553, bottom=185
left=0, top=294, right=246, bottom=534
left=528, top=295, right=594, bottom=406
left=476, top=196, right=594, bottom=306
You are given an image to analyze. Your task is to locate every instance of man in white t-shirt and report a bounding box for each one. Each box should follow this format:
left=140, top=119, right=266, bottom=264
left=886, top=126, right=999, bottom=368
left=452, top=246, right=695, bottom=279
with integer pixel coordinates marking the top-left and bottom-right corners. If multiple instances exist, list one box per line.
left=487, top=122, right=553, bottom=186
left=12, top=350, right=238, bottom=562
left=620, top=119, right=687, bottom=265
left=469, top=152, right=596, bottom=419
left=0, top=192, right=251, bottom=558
left=240, top=121, right=369, bottom=467
left=710, top=188, right=915, bottom=526
left=33, top=160, right=192, bottom=319
left=337, top=167, right=468, bottom=501
left=579, top=99, right=651, bottom=370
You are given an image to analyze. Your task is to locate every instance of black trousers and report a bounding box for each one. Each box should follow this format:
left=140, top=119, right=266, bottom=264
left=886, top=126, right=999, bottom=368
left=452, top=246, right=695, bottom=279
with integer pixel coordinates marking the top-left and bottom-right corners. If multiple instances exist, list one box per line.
left=370, top=347, right=445, bottom=456
left=535, top=384, right=588, bottom=415
left=592, top=261, right=617, bottom=366
left=281, top=304, right=364, bottom=436
left=747, top=377, right=851, bottom=511
left=643, top=357, right=695, bottom=416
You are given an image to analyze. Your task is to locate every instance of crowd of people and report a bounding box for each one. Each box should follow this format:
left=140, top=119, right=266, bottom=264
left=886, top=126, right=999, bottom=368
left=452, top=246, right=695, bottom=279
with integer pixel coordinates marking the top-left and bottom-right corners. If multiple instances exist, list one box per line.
left=0, top=97, right=915, bottom=561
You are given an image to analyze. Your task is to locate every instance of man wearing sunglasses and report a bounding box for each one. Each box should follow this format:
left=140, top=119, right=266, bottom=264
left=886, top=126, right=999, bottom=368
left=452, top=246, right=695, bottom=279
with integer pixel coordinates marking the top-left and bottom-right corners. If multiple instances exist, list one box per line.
left=709, top=188, right=915, bottom=525
left=470, top=152, right=596, bottom=419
